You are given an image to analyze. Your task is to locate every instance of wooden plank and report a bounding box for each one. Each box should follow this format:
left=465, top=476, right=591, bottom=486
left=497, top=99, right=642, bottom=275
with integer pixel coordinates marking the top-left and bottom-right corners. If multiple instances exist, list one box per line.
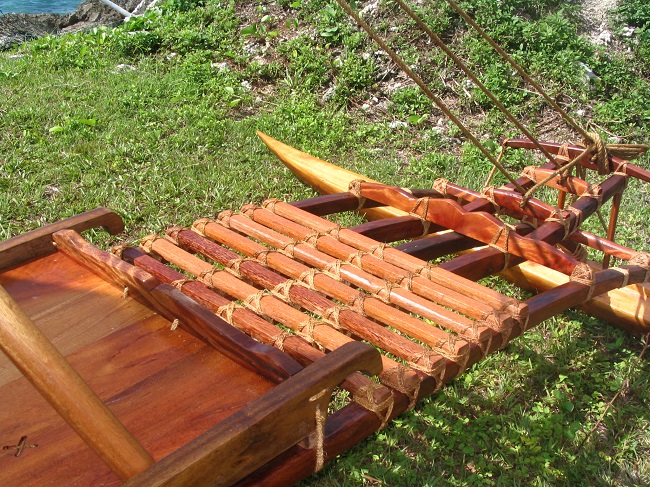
left=150, top=284, right=303, bottom=381
left=123, top=342, right=382, bottom=487
left=0, top=316, right=276, bottom=485
left=0, top=284, right=154, bottom=481
left=0, top=208, right=124, bottom=271
left=0, top=252, right=154, bottom=387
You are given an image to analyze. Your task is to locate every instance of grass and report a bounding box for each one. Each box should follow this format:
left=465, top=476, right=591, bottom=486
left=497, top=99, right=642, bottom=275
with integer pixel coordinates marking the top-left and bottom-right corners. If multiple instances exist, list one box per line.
left=1, top=0, right=650, bottom=485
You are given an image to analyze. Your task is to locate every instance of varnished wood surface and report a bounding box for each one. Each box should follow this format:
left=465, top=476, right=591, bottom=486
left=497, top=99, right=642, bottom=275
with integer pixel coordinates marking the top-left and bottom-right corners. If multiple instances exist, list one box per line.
left=123, top=342, right=382, bottom=487
left=0, top=284, right=154, bottom=480
left=0, top=252, right=154, bottom=387
left=0, top=247, right=278, bottom=485
left=53, top=229, right=302, bottom=383
left=0, top=207, right=124, bottom=271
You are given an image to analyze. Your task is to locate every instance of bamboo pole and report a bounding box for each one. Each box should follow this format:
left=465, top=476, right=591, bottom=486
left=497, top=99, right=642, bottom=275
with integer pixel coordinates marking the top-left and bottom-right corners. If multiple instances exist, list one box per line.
left=193, top=219, right=494, bottom=355
left=232, top=204, right=520, bottom=328
left=0, top=285, right=154, bottom=481
left=260, top=200, right=516, bottom=310
left=119, top=246, right=389, bottom=404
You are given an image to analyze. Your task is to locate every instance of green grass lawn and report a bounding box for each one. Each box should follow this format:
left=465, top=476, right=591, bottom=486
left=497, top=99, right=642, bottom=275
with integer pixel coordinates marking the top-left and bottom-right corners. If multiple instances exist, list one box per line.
left=1, top=0, right=649, bottom=484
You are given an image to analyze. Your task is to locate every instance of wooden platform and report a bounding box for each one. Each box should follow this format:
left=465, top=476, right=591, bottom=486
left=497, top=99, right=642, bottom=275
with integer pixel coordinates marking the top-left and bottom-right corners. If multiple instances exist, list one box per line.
left=0, top=252, right=275, bottom=485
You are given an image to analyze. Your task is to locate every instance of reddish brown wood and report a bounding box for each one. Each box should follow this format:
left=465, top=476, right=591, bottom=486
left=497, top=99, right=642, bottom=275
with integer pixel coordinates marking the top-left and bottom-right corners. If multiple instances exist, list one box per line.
left=121, top=248, right=321, bottom=364
left=213, top=212, right=499, bottom=342
left=260, top=201, right=516, bottom=312
left=522, top=166, right=590, bottom=195
left=52, top=230, right=300, bottom=383
left=122, top=342, right=382, bottom=487
left=173, top=227, right=466, bottom=373
left=0, top=208, right=124, bottom=271
left=151, top=284, right=303, bottom=382
left=571, top=229, right=636, bottom=261
left=0, top=285, right=154, bottom=481
left=292, top=193, right=376, bottom=215
left=120, top=246, right=391, bottom=406
left=142, top=236, right=423, bottom=394
left=603, top=191, right=623, bottom=268
left=505, top=138, right=650, bottom=183
left=0, top=252, right=155, bottom=387
left=357, top=182, right=580, bottom=275
left=351, top=216, right=441, bottom=242
left=52, top=229, right=163, bottom=313
left=525, top=263, right=650, bottom=328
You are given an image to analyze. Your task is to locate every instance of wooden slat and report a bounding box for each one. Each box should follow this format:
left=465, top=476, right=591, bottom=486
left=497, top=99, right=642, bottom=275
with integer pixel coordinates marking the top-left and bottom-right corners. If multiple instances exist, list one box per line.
left=213, top=212, right=502, bottom=348
left=120, top=246, right=391, bottom=405
left=173, top=227, right=467, bottom=371
left=142, top=236, right=423, bottom=395
left=0, top=208, right=124, bottom=271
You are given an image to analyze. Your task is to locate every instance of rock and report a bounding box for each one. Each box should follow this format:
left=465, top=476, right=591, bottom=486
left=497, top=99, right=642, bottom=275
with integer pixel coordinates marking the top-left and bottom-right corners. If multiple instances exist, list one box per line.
left=389, top=121, right=408, bottom=129
left=0, top=0, right=154, bottom=51
left=0, top=13, right=66, bottom=50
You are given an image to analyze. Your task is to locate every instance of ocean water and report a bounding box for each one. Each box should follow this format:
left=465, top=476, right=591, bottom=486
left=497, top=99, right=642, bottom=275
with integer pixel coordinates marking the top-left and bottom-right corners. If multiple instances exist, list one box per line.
left=0, top=0, right=82, bottom=15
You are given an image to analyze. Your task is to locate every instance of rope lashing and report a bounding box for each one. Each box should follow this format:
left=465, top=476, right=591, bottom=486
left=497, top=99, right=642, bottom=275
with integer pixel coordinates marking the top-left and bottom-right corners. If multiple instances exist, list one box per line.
left=353, top=382, right=395, bottom=430
left=570, top=263, right=596, bottom=301
left=309, top=389, right=328, bottom=471
left=583, top=132, right=648, bottom=175
left=348, top=179, right=367, bottom=210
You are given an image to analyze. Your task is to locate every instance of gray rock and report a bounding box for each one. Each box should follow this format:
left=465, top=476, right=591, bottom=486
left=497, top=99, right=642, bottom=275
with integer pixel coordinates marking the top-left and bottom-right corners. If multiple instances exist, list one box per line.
left=0, top=0, right=150, bottom=51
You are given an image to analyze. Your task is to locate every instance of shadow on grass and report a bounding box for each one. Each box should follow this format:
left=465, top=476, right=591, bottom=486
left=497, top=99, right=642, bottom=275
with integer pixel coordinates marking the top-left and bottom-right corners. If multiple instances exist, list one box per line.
left=306, top=311, right=650, bottom=486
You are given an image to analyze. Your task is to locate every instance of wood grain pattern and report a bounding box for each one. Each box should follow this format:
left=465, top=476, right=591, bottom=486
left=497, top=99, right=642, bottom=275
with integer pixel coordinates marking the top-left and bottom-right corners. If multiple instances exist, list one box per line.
left=0, top=252, right=154, bottom=387
left=53, top=229, right=302, bottom=383
left=142, top=235, right=424, bottom=395
left=0, top=207, right=124, bottom=271
left=0, top=284, right=154, bottom=481
left=123, top=342, right=382, bottom=487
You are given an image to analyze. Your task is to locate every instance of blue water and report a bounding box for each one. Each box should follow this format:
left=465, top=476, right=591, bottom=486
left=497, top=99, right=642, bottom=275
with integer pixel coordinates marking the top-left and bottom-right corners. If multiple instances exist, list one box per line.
left=0, top=0, right=82, bottom=15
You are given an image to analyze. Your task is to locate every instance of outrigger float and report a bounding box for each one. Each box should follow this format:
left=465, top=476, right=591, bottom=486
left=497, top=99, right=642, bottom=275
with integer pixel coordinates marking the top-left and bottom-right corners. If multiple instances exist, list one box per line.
left=3, top=0, right=650, bottom=485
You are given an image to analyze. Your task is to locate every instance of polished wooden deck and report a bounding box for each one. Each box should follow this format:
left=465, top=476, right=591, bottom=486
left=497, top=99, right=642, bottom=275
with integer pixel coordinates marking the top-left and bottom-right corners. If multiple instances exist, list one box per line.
left=0, top=253, right=274, bottom=485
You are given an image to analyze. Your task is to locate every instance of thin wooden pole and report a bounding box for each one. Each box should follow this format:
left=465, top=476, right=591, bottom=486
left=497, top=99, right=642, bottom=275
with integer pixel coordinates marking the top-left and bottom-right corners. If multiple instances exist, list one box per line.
left=603, top=191, right=623, bottom=269
left=0, top=285, right=154, bottom=481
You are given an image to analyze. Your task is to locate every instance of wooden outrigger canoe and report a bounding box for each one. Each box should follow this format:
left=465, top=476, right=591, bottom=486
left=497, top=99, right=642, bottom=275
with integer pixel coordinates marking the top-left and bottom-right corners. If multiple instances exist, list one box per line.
left=2, top=131, right=650, bottom=486
left=258, top=131, right=650, bottom=335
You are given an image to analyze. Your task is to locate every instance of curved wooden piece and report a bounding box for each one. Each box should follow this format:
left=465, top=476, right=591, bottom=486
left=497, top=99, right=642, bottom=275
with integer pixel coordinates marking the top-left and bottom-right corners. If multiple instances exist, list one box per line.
left=258, top=131, right=406, bottom=220
left=261, top=132, right=650, bottom=334
left=0, top=284, right=154, bottom=481
left=123, top=341, right=382, bottom=487
left=0, top=207, right=124, bottom=271
left=358, top=182, right=580, bottom=275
